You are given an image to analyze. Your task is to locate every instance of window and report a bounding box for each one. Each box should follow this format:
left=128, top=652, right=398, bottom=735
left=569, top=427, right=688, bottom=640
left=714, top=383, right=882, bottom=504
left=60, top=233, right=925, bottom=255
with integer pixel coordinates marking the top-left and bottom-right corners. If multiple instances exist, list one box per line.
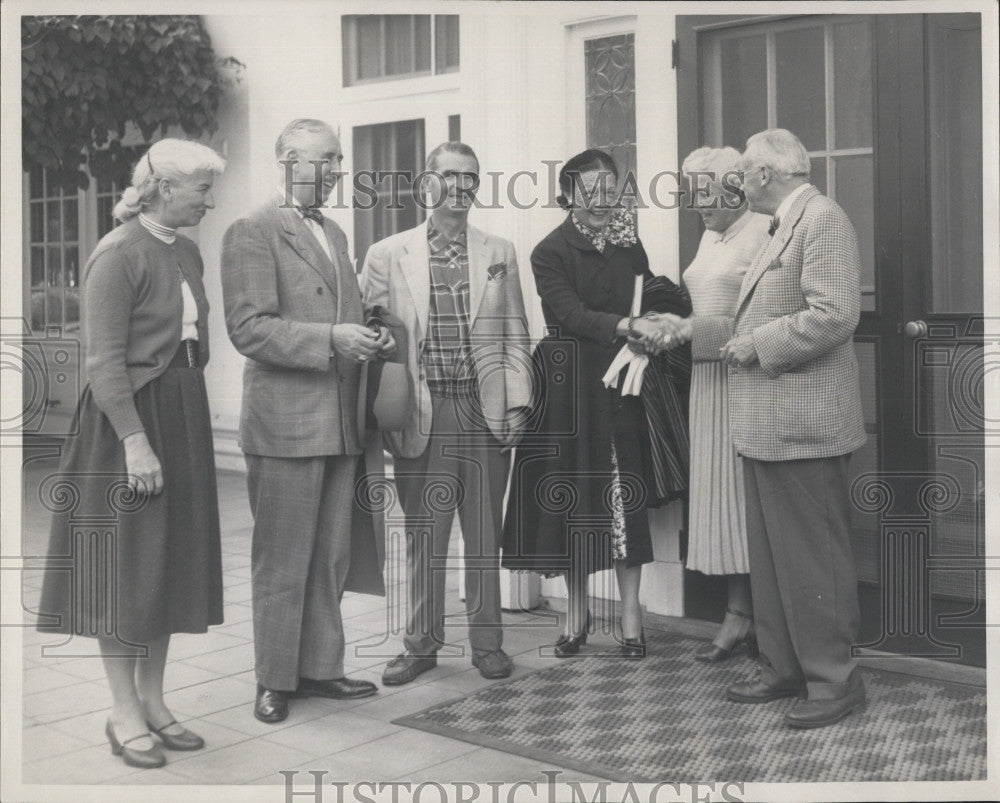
left=342, top=15, right=459, bottom=86
left=699, top=17, right=876, bottom=309
left=585, top=33, right=637, bottom=188
left=95, top=174, right=126, bottom=241
left=352, top=119, right=426, bottom=269
left=27, top=166, right=81, bottom=332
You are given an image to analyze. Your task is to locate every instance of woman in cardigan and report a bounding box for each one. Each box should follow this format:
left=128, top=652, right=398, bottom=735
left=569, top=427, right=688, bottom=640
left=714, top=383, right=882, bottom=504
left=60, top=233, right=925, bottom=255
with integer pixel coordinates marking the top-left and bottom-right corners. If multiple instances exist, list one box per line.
left=502, top=149, right=679, bottom=658
left=650, top=147, right=771, bottom=662
left=38, top=139, right=226, bottom=768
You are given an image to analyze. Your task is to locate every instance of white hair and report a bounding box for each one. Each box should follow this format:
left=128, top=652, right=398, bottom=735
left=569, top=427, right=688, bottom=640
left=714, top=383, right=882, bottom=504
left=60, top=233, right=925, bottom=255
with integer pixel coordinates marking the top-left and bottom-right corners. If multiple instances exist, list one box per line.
left=274, top=118, right=336, bottom=158
left=681, top=146, right=742, bottom=180
left=742, top=129, right=810, bottom=178
left=113, top=139, right=225, bottom=221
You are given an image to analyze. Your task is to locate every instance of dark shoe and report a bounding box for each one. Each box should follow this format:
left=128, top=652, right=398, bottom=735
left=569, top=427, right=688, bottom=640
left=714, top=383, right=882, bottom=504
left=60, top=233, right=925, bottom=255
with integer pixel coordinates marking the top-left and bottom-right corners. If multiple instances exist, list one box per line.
left=146, top=719, right=204, bottom=751
left=254, top=685, right=289, bottom=723
left=695, top=609, right=756, bottom=663
left=785, top=675, right=866, bottom=729
left=472, top=649, right=513, bottom=679
left=619, top=629, right=646, bottom=659
left=554, top=611, right=591, bottom=657
left=294, top=676, right=378, bottom=700
left=106, top=719, right=166, bottom=769
left=381, top=652, right=437, bottom=686
left=727, top=672, right=805, bottom=704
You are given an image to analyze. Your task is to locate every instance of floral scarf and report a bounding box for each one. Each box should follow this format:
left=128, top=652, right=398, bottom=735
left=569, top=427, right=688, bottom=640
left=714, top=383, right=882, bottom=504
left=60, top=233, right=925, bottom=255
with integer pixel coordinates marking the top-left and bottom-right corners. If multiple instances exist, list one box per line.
left=570, top=207, right=637, bottom=252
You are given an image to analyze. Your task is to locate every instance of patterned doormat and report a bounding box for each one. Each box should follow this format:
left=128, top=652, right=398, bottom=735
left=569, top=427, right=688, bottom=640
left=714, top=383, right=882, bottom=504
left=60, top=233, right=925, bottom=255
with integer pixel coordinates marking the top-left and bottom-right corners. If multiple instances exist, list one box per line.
left=393, top=629, right=986, bottom=782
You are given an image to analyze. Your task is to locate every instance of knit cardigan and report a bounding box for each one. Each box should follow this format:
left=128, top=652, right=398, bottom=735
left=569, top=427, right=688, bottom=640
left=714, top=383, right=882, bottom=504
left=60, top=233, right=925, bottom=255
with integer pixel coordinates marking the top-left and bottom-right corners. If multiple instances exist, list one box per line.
left=82, top=217, right=210, bottom=439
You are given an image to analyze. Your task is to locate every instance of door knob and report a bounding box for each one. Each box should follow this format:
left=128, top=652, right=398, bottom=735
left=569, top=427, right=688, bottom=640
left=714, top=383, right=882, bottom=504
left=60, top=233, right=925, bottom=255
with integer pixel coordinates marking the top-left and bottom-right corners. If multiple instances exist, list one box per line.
left=904, top=320, right=928, bottom=338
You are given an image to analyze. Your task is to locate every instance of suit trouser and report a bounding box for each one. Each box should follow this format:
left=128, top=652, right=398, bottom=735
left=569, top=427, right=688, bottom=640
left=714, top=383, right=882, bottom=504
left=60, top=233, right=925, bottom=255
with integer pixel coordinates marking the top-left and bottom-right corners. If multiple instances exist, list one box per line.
left=394, top=394, right=508, bottom=657
left=246, top=453, right=357, bottom=690
left=744, top=453, right=860, bottom=700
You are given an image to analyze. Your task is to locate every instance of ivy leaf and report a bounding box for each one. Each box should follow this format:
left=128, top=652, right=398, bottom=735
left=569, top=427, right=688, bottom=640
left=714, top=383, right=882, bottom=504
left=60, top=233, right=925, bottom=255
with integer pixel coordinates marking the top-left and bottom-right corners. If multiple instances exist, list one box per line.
left=21, top=15, right=243, bottom=187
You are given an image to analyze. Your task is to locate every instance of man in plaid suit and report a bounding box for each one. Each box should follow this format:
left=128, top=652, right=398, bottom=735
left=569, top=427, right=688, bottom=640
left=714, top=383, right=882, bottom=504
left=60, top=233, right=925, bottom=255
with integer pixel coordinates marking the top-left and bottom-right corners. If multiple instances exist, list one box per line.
left=222, top=119, right=393, bottom=723
left=721, top=128, right=867, bottom=728
left=361, top=142, right=533, bottom=685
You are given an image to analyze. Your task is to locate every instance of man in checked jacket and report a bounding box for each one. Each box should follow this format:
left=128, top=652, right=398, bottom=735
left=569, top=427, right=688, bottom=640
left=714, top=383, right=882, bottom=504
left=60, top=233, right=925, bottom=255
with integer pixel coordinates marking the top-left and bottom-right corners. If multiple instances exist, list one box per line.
left=720, top=128, right=867, bottom=728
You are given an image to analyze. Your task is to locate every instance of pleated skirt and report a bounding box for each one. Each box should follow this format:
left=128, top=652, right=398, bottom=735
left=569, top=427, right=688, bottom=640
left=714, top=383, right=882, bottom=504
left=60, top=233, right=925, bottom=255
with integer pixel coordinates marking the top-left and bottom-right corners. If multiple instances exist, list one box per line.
left=37, top=348, right=224, bottom=643
left=685, top=361, right=749, bottom=575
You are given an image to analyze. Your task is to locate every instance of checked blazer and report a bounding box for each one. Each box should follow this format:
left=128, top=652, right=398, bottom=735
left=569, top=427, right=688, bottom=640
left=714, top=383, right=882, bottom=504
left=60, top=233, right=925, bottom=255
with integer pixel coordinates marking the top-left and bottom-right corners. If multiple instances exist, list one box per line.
left=360, top=221, right=534, bottom=459
left=729, top=185, right=867, bottom=461
left=221, top=203, right=368, bottom=458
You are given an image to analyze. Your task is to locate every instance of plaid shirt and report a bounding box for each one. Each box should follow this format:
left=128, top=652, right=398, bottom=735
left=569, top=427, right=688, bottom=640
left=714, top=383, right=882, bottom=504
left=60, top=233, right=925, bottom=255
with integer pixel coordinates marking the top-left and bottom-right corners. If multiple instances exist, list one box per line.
left=425, top=221, right=477, bottom=398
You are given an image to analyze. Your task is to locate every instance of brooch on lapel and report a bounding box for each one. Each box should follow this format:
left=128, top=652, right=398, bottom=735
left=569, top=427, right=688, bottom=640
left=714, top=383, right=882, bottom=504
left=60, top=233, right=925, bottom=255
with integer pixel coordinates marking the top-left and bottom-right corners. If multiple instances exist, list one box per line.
left=487, top=262, right=507, bottom=280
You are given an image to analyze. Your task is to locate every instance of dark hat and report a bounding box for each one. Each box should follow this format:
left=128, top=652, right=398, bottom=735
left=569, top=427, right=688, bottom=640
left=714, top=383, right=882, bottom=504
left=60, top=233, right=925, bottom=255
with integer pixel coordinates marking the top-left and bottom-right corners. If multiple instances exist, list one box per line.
left=364, top=308, right=413, bottom=431
left=366, top=359, right=412, bottom=431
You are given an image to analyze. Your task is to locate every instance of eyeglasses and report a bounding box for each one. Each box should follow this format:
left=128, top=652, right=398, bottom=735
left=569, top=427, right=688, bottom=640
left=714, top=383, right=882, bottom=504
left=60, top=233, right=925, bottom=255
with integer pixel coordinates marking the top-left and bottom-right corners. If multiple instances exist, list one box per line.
left=734, top=165, right=766, bottom=185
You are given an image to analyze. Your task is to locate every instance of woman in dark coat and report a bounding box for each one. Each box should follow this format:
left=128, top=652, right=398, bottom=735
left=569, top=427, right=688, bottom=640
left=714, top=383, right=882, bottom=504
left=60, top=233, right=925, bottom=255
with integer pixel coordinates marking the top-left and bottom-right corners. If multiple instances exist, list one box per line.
left=502, top=149, right=687, bottom=657
left=37, top=139, right=225, bottom=769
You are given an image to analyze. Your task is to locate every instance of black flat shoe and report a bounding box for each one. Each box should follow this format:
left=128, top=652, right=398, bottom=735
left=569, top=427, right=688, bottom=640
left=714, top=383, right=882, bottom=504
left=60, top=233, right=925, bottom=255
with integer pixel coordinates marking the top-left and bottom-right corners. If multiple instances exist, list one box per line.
left=254, top=685, right=289, bottom=723
left=146, top=719, right=204, bottom=751
left=294, top=676, right=378, bottom=700
left=619, top=629, right=646, bottom=659
left=694, top=609, right=756, bottom=663
left=554, top=611, right=590, bottom=657
left=106, top=719, right=166, bottom=769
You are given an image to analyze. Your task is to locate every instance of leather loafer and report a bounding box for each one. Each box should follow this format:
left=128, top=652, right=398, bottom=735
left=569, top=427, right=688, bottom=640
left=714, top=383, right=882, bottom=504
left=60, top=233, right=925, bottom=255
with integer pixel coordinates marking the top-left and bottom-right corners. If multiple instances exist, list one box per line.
left=472, top=649, right=513, bottom=679
left=727, top=674, right=804, bottom=704
left=785, top=675, right=866, bottom=729
left=254, top=685, right=289, bottom=723
left=294, top=676, right=378, bottom=700
left=382, top=651, right=437, bottom=686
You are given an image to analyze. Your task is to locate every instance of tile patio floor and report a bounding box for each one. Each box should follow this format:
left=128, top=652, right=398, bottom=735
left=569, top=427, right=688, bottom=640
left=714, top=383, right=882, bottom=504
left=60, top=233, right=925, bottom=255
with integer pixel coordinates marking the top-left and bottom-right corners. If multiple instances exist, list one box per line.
left=17, top=459, right=616, bottom=788
left=13, top=454, right=989, bottom=793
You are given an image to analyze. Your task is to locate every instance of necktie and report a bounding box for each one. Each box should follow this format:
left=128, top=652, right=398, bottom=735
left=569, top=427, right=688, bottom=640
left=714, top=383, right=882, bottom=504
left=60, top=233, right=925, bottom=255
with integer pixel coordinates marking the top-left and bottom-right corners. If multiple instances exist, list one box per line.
left=768, top=216, right=779, bottom=237
left=299, top=206, right=325, bottom=225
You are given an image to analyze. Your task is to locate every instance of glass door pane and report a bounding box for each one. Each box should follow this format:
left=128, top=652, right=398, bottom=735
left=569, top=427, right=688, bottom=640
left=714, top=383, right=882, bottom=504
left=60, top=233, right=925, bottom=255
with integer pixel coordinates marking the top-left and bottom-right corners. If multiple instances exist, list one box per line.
left=926, top=16, right=983, bottom=313
left=774, top=27, right=826, bottom=150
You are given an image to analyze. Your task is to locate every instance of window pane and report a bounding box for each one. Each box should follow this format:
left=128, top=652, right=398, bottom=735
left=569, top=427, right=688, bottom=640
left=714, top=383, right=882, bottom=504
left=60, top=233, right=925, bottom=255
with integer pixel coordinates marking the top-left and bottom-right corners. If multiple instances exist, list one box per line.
left=775, top=27, right=826, bottom=151
left=63, top=198, right=79, bottom=242
left=356, top=17, right=382, bottom=80
left=64, top=246, right=80, bottom=289
left=46, top=246, right=62, bottom=286
left=833, top=21, right=873, bottom=148
left=435, top=15, right=460, bottom=73
left=46, top=200, right=62, bottom=242
left=30, top=202, right=44, bottom=242
left=385, top=16, right=414, bottom=75
left=353, top=119, right=426, bottom=270
left=98, top=196, right=115, bottom=239
left=29, top=164, right=45, bottom=198
left=834, top=156, right=875, bottom=311
left=585, top=34, right=636, bottom=182
left=719, top=35, right=767, bottom=150
left=927, top=15, right=982, bottom=313
left=31, top=246, right=45, bottom=288
left=414, top=15, right=431, bottom=73
left=396, top=121, right=422, bottom=174
left=810, top=157, right=827, bottom=196
left=64, top=248, right=81, bottom=327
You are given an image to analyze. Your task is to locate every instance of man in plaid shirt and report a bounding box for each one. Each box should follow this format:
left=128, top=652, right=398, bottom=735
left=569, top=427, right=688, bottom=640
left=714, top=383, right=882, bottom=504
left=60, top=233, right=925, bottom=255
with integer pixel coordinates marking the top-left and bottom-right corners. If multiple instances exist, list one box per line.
left=362, top=142, right=533, bottom=686
left=721, top=129, right=868, bottom=728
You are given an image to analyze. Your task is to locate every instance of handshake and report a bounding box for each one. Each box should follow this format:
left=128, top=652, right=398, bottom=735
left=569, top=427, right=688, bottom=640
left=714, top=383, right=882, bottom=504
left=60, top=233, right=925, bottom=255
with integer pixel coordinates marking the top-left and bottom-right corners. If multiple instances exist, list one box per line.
left=626, top=313, right=692, bottom=356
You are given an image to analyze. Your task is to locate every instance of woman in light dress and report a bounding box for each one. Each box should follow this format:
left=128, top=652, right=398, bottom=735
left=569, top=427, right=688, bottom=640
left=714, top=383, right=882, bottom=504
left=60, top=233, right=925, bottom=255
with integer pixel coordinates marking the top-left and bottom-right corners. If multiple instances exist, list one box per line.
left=650, top=146, right=771, bottom=661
